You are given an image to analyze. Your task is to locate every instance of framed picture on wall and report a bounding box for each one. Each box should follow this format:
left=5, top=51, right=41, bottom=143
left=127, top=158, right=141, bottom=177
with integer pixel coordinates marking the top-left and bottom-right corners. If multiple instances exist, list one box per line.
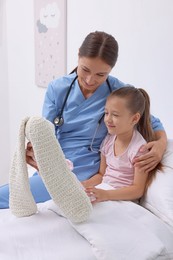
left=34, top=0, right=67, bottom=88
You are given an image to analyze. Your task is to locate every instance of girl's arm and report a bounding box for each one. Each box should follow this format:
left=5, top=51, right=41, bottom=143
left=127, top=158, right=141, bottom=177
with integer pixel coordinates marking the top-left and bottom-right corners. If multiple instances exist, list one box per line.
left=86, top=167, right=149, bottom=202
left=81, top=154, right=106, bottom=188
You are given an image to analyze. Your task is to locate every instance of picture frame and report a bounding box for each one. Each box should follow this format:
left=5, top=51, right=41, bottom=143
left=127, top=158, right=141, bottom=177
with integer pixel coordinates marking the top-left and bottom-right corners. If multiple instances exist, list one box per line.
left=34, top=0, right=67, bottom=88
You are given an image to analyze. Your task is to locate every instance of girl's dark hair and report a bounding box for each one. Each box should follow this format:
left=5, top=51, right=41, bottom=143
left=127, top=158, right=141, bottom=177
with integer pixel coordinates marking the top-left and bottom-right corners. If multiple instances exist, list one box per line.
left=108, top=86, right=154, bottom=142
left=79, top=31, right=118, bottom=68
left=108, top=86, right=161, bottom=187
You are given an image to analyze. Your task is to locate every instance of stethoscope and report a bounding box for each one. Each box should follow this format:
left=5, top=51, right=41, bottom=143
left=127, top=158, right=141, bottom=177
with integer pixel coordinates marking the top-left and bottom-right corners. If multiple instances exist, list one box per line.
left=54, top=75, right=78, bottom=127
left=54, top=75, right=112, bottom=152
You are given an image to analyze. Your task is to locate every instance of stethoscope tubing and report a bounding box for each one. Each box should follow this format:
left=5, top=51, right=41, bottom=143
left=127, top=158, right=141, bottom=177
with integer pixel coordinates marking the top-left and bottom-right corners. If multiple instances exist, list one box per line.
left=54, top=74, right=112, bottom=128
left=56, top=75, right=78, bottom=125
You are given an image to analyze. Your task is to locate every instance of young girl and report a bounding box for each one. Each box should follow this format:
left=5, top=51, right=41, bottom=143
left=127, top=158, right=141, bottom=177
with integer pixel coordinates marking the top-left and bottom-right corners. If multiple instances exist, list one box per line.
left=86, top=86, right=159, bottom=202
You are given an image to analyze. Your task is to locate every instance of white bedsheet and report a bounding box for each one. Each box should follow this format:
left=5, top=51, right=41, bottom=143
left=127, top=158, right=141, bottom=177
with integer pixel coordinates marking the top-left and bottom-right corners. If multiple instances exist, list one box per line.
left=0, top=202, right=96, bottom=260
left=71, top=200, right=173, bottom=260
left=1, top=199, right=173, bottom=260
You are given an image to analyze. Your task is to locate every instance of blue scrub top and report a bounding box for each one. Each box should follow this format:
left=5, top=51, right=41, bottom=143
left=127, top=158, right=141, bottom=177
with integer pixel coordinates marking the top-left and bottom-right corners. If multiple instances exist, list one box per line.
left=42, top=73, right=164, bottom=181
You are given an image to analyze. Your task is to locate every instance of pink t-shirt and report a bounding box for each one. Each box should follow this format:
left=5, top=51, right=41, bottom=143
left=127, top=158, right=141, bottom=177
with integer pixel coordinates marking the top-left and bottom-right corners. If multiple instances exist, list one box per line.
left=100, top=130, right=146, bottom=189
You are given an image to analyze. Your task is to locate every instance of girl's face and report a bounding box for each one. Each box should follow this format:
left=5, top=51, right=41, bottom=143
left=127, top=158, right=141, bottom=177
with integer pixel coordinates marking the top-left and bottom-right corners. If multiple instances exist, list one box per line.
left=77, top=57, right=112, bottom=97
left=104, top=96, right=140, bottom=136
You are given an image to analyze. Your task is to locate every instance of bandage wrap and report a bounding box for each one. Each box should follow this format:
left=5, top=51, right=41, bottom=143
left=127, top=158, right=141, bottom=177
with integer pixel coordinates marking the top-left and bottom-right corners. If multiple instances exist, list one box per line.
left=9, top=116, right=92, bottom=223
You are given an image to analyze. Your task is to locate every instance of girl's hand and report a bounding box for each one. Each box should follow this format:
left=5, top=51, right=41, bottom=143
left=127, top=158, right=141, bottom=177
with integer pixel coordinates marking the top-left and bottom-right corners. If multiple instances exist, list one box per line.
left=133, top=140, right=164, bottom=172
left=26, top=142, right=39, bottom=171
left=85, top=187, right=109, bottom=202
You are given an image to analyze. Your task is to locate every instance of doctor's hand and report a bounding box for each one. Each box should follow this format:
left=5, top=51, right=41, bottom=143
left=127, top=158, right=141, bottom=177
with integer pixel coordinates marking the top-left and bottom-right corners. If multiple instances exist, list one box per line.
left=133, top=140, right=165, bottom=173
left=26, top=142, right=39, bottom=171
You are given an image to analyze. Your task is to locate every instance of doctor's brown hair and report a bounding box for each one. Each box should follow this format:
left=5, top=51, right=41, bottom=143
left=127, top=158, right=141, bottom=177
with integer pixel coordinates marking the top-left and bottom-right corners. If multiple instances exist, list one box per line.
left=79, top=31, right=118, bottom=68
left=107, top=86, right=162, bottom=187
left=70, top=31, right=119, bottom=74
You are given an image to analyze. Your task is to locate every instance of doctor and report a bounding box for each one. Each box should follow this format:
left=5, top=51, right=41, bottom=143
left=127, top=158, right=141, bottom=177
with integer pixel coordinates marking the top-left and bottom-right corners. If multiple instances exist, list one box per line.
left=0, top=31, right=167, bottom=208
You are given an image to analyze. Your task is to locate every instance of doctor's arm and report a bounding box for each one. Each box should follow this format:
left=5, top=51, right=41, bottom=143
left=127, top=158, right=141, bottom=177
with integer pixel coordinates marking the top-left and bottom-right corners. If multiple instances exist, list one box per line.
left=42, top=83, right=59, bottom=123
left=133, top=115, right=167, bottom=172
left=133, top=130, right=167, bottom=172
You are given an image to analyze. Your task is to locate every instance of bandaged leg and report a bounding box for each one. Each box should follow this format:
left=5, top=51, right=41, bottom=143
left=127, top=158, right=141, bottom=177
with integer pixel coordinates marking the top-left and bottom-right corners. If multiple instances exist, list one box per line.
left=9, top=117, right=37, bottom=217
left=9, top=117, right=92, bottom=223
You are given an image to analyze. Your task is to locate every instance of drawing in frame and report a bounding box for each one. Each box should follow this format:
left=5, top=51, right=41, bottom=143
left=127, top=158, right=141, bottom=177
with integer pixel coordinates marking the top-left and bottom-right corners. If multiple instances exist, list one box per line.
left=34, top=0, right=67, bottom=88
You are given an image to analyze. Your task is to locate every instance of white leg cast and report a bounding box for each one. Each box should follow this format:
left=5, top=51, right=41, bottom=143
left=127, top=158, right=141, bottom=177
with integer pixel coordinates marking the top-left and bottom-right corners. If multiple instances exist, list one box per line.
left=10, top=117, right=92, bottom=223
left=9, top=117, right=37, bottom=217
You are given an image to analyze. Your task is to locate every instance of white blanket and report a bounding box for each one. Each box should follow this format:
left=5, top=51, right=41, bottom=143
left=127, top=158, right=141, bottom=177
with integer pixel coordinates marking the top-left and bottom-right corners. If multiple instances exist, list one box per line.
left=70, top=200, right=169, bottom=260
left=0, top=203, right=96, bottom=260
left=0, top=198, right=173, bottom=260
left=49, top=182, right=173, bottom=259
left=48, top=194, right=173, bottom=260
left=1, top=198, right=173, bottom=260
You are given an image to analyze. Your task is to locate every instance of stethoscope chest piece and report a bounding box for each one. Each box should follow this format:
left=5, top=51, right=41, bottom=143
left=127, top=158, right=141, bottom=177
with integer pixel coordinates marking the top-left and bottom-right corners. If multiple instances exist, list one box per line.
left=54, top=117, right=64, bottom=127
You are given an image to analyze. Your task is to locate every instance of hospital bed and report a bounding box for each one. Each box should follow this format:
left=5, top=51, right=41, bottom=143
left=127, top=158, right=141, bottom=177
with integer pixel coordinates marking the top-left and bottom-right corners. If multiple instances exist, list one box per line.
left=0, top=140, right=173, bottom=260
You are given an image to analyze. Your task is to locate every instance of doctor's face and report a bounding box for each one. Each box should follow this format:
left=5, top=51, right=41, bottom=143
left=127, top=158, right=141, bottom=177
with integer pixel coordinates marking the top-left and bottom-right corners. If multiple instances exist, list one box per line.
left=77, top=57, right=112, bottom=97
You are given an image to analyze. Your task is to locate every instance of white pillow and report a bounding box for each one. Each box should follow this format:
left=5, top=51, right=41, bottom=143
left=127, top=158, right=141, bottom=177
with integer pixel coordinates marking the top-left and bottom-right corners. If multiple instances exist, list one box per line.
left=140, top=139, right=173, bottom=227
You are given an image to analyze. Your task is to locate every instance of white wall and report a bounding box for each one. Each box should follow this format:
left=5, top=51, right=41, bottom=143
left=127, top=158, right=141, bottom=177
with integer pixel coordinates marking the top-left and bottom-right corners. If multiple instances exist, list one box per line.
left=0, top=0, right=10, bottom=185
left=1, top=0, right=173, bottom=185
left=67, top=0, right=173, bottom=136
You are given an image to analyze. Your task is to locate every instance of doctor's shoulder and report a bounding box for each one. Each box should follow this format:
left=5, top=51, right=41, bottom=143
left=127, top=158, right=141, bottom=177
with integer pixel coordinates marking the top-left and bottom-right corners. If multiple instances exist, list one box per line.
left=47, top=73, right=76, bottom=95
left=108, top=75, right=126, bottom=91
